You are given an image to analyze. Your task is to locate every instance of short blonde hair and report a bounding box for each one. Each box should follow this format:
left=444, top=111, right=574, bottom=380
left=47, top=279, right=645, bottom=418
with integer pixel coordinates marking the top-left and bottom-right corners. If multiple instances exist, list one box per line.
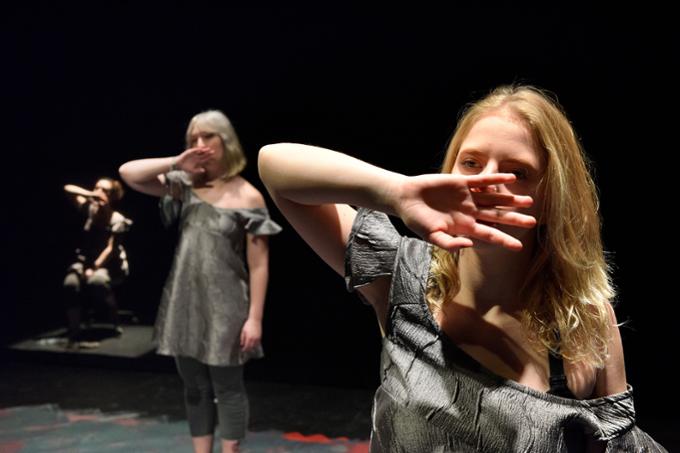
left=427, top=85, right=615, bottom=367
left=186, top=110, right=247, bottom=179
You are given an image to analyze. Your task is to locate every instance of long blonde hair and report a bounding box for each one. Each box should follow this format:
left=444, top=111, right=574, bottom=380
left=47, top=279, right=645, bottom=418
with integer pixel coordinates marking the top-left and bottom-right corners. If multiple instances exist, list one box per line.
left=185, top=110, right=247, bottom=179
left=427, top=85, right=615, bottom=367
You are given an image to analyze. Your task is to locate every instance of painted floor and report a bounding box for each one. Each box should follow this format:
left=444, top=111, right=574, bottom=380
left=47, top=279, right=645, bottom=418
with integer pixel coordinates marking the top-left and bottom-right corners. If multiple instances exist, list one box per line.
left=0, top=404, right=369, bottom=452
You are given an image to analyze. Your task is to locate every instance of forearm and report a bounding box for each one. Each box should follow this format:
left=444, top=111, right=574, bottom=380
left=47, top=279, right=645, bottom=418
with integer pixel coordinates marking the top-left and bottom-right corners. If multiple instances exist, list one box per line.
left=93, top=245, right=113, bottom=269
left=118, top=157, right=175, bottom=195
left=258, top=143, right=406, bottom=214
left=64, top=184, right=96, bottom=197
left=64, top=185, right=94, bottom=208
left=247, top=264, right=268, bottom=321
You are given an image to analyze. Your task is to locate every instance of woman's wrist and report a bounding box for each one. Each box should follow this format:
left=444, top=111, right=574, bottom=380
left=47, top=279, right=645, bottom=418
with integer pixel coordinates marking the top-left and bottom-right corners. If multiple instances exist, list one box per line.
left=373, top=172, right=407, bottom=216
left=169, top=156, right=178, bottom=172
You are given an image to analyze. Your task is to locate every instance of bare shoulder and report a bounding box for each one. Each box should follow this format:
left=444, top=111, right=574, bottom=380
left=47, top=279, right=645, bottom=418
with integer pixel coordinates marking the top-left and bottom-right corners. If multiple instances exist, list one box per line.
left=593, top=303, right=627, bottom=397
left=235, top=176, right=266, bottom=208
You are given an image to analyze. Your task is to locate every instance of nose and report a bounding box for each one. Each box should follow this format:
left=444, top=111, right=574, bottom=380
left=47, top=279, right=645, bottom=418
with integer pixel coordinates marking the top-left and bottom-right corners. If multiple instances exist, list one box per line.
left=196, top=137, right=205, bottom=146
left=476, top=162, right=501, bottom=193
left=479, top=160, right=499, bottom=175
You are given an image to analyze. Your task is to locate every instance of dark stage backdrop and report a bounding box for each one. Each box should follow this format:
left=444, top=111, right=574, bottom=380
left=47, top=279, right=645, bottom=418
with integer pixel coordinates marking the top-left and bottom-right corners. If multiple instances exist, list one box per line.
left=1, top=4, right=673, bottom=417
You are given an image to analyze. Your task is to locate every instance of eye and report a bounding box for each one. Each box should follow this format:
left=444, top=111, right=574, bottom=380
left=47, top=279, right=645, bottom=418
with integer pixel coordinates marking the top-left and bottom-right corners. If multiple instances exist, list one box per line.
left=461, top=159, right=478, bottom=169
left=202, top=132, right=216, bottom=140
left=510, top=169, right=529, bottom=180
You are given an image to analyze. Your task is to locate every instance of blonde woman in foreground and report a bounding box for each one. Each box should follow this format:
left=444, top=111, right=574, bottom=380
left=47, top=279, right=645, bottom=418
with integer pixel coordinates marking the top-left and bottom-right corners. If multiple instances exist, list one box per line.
left=258, top=86, right=666, bottom=452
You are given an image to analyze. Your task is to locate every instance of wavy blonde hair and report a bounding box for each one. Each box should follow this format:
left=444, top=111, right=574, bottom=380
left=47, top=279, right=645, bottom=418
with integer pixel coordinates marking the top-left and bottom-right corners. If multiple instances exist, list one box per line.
left=427, top=85, right=615, bottom=367
left=186, top=110, right=247, bottom=179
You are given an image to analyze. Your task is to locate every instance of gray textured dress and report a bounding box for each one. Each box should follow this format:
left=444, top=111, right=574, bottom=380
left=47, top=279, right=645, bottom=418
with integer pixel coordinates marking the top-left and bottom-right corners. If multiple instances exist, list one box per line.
left=154, top=171, right=282, bottom=366
left=345, top=208, right=666, bottom=453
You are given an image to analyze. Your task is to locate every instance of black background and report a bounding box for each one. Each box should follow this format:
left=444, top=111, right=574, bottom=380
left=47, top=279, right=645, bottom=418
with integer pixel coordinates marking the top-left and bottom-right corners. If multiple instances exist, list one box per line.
left=1, top=3, right=675, bottom=420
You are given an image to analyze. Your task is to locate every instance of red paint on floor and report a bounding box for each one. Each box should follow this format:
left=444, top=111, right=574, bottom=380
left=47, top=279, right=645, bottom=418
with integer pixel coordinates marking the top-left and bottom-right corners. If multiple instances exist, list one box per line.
left=283, top=431, right=355, bottom=443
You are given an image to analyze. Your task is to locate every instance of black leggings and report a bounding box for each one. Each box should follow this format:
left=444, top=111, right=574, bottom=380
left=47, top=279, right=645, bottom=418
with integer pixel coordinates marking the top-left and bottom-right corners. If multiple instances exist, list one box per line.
left=175, top=356, right=248, bottom=440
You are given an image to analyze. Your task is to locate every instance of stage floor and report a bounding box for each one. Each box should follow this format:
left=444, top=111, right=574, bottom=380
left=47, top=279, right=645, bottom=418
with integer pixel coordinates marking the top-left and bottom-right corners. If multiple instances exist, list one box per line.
left=2, top=327, right=678, bottom=451
left=7, top=324, right=156, bottom=358
left=0, top=360, right=373, bottom=452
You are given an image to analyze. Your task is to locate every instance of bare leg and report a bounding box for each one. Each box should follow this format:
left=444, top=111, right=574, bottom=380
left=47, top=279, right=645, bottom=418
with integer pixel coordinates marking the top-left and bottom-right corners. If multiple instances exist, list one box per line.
left=191, top=435, right=213, bottom=453
left=221, top=439, right=240, bottom=453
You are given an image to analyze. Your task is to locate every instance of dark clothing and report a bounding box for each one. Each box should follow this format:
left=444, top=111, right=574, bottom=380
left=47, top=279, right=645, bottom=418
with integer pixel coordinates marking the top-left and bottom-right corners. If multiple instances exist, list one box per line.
left=64, top=205, right=131, bottom=340
left=75, top=206, right=132, bottom=282
left=175, top=356, right=248, bottom=440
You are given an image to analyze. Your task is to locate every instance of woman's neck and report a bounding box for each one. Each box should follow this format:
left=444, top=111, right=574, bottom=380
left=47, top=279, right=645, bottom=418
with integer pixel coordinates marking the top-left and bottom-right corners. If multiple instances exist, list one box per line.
left=196, top=165, right=233, bottom=186
left=457, top=240, right=535, bottom=315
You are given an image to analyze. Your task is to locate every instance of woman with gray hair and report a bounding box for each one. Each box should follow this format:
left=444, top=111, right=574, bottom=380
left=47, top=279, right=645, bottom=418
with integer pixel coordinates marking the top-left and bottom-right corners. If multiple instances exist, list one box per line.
left=120, top=110, right=281, bottom=453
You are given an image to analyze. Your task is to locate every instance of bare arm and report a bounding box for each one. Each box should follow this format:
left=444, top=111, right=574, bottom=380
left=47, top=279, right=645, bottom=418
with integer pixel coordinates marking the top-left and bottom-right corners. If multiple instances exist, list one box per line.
left=64, top=184, right=97, bottom=208
left=118, top=146, right=215, bottom=197
left=258, top=143, right=402, bottom=272
left=257, top=144, right=402, bottom=314
left=593, top=304, right=628, bottom=397
left=118, top=157, right=176, bottom=197
left=92, top=235, right=115, bottom=270
left=258, top=143, right=535, bottom=312
left=583, top=305, right=627, bottom=453
left=241, top=233, right=269, bottom=353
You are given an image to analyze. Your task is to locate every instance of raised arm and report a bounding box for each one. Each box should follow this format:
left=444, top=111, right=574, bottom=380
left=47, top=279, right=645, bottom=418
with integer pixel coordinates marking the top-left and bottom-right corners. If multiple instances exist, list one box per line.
left=118, top=157, right=175, bottom=197
left=64, top=184, right=98, bottom=208
left=258, top=143, right=536, bottom=257
left=118, top=146, right=214, bottom=197
left=258, top=144, right=400, bottom=278
left=258, top=143, right=536, bottom=309
left=258, top=143, right=402, bottom=316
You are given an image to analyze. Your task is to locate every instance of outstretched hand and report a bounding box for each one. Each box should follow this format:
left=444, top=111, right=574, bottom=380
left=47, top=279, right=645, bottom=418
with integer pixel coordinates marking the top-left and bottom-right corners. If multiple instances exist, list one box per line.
left=394, top=173, right=536, bottom=252
left=174, top=146, right=215, bottom=175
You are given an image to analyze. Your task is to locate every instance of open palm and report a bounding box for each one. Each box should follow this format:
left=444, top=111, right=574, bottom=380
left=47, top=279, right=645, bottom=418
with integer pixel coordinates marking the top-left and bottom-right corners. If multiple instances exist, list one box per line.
left=395, top=173, right=536, bottom=252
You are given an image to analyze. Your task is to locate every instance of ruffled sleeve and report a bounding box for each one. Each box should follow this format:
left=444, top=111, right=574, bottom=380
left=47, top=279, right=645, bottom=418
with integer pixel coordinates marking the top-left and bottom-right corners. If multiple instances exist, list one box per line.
left=583, top=386, right=668, bottom=451
left=240, top=208, right=282, bottom=236
left=110, top=212, right=133, bottom=234
left=159, top=171, right=192, bottom=228
left=606, top=426, right=668, bottom=452
left=345, top=208, right=401, bottom=292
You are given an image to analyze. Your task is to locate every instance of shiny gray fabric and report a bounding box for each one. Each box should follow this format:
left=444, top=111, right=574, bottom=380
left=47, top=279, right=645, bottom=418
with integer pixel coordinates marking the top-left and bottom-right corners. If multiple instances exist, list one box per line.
left=154, top=172, right=282, bottom=366
left=345, top=208, right=666, bottom=453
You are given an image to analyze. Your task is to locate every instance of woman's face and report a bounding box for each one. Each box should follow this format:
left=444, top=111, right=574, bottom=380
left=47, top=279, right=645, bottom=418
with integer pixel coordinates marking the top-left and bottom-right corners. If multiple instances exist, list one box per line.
left=452, top=113, right=545, bottom=242
left=189, top=126, right=225, bottom=160
left=93, top=179, right=113, bottom=204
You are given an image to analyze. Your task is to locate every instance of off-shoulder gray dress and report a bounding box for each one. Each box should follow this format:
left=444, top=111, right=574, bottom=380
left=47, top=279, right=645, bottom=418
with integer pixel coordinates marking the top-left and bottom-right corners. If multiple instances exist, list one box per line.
left=345, top=208, right=666, bottom=453
left=153, top=171, right=282, bottom=366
